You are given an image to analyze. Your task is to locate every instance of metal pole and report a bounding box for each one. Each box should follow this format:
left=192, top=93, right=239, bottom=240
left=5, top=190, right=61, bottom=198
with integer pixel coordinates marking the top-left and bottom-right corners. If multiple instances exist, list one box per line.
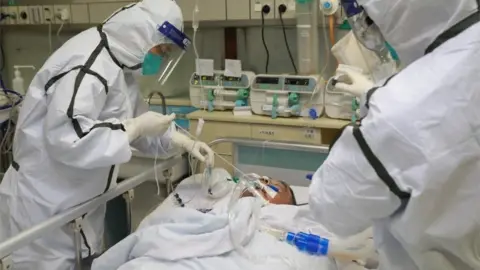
left=163, top=169, right=173, bottom=195
left=208, top=137, right=329, bottom=153
left=70, top=218, right=83, bottom=270
left=122, top=189, right=134, bottom=234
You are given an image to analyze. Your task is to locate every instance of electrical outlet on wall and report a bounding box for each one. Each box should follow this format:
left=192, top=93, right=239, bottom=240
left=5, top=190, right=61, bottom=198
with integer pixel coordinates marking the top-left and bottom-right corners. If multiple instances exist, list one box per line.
left=54, top=5, right=70, bottom=24
left=43, top=5, right=53, bottom=23
left=17, top=6, right=29, bottom=25
left=5, top=6, right=18, bottom=25
left=304, top=128, right=317, bottom=139
left=28, top=6, right=43, bottom=24
left=251, top=0, right=274, bottom=19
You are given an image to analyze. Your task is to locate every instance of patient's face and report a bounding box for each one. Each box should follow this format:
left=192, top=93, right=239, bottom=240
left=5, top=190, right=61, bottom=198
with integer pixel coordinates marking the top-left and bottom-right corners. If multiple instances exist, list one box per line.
left=241, top=178, right=295, bottom=205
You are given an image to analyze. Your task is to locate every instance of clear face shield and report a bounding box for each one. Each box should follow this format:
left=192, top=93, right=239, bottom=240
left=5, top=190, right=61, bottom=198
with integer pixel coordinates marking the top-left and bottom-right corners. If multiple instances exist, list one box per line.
left=341, top=0, right=390, bottom=63
left=340, top=0, right=398, bottom=81
left=142, top=21, right=191, bottom=85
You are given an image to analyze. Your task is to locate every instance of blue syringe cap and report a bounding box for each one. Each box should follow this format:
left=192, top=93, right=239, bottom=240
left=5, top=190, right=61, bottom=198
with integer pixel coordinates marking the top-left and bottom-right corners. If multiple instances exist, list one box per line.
left=309, top=108, right=318, bottom=119
left=306, top=173, right=313, bottom=181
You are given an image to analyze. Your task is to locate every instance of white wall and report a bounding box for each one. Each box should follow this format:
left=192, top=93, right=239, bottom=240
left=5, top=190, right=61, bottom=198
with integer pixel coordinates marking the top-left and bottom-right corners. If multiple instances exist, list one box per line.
left=0, top=24, right=346, bottom=97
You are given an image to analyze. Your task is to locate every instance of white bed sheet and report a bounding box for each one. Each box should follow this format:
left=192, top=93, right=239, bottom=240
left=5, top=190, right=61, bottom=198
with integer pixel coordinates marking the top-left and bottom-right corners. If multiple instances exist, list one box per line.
left=96, top=198, right=372, bottom=270
left=133, top=171, right=369, bottom=270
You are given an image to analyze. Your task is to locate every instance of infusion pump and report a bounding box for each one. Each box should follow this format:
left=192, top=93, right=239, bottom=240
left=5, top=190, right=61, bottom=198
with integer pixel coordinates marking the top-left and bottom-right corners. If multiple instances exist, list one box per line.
left=189, top=71, right=255, bottom=111
left=250, top=74, right=325, bottom=118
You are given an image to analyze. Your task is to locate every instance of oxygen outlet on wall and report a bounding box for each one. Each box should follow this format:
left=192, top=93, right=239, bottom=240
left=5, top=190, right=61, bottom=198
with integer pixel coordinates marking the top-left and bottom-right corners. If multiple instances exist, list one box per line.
left=12, top=65, right=36, bottom=96
left=319, top=0, right=339, bottom=15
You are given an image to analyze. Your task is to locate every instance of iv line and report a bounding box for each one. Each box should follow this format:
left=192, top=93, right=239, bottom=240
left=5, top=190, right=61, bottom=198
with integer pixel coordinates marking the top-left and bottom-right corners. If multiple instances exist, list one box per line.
left=173, top=122, right=251, bottom=178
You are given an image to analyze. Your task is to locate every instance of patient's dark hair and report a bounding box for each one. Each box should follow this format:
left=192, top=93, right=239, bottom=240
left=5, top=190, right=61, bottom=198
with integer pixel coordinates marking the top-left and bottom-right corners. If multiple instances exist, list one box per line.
left=279, top=180, right=297, bottom=205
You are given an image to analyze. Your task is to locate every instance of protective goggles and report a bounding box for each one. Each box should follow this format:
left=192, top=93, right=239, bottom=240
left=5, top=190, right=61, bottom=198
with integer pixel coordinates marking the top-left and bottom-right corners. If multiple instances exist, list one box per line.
left=145, top=21, right=191, bottom=85
left=341, top=0, right=388, bottom=55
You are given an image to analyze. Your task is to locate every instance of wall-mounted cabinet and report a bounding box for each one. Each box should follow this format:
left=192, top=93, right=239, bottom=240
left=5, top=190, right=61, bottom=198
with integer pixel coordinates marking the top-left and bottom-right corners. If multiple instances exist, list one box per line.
left=227, top=0, right=250, bottom=20
left=177, top=0, right=227, bottom=22
left=71, top=4, right=89, bottom=24
left=88, top=2, right=131, bottom=24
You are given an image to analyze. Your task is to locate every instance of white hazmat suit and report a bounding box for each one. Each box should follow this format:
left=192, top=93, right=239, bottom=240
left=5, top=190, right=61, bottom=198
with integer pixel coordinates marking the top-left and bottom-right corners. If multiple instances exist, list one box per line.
left=309, top=0, right=480, bottom=269
left=0, top=0, right=213, bottom=269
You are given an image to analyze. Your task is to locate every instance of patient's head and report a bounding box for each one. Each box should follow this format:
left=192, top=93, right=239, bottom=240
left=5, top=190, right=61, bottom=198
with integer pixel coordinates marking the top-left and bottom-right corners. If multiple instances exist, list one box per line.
left=241, top=178, right=297, bottom=205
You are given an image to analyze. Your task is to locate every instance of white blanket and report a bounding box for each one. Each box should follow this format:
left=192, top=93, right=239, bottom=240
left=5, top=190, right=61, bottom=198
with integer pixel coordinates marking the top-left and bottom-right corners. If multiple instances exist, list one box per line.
left=92, top=196, right=368, bottom=270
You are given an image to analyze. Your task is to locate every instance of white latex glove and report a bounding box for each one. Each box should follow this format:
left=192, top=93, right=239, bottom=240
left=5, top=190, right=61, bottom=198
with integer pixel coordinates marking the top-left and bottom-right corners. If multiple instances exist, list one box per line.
left=123, top=112, right=176, bottom=142
left=334, top=65, right=374, bottom=97
left=171, top=131, right=214, bottom=166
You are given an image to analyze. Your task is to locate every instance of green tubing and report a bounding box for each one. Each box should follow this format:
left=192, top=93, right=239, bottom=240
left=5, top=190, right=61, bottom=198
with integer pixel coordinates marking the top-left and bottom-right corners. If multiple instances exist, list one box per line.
left=271, top=94, right=278, bottom=119
left=236, top=88, right=249, bottom=99
left=207, top=89, right=215, bottom=101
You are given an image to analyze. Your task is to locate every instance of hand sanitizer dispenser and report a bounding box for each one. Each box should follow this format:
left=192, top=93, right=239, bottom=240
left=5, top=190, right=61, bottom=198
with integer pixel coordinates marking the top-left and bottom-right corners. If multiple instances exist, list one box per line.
left=12, top=65, right=35, bottom=95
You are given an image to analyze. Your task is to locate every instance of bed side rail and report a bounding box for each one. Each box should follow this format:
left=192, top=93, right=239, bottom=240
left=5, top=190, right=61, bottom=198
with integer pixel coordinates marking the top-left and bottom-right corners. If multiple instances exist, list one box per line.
left=0, top=156, right=182, bottom=268
left=208, top=137, right=329, bottom=153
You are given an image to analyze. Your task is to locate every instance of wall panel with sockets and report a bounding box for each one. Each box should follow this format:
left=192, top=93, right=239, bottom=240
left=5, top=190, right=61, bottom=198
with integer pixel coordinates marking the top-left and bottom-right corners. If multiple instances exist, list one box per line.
left=0, top=1, right=136, bottom=25
left=250, top=0, right=275, bottom=20
left=0, top=0, right=341, bottom=26
left=275, top=0, right=295, bottom=19
left=227, top=0, right=250, bottom=20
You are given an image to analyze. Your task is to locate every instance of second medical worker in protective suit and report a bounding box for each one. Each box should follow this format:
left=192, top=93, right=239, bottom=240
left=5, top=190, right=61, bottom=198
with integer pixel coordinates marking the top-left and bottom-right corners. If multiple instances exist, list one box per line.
left=0, top=0, right=214, bottom=269
left=309, top=0, right=480, bottom=269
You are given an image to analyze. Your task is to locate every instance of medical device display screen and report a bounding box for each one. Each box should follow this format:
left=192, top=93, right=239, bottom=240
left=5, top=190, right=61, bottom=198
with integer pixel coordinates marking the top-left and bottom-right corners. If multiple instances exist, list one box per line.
left=256, top=77, right=280, bottom=84
left=222, top=75, right=242, bottom=82
left=194, top=74, right=215, bottom=81
left=285, top=78, right=309, bottom=86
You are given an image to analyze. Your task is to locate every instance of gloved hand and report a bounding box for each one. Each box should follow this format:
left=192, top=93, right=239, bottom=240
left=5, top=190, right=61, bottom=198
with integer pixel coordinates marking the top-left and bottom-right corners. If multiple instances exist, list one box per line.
left=171, top=131, right=214, bottom=166
left=123, top=112, right=176, bottom=142
left=334, top=64, right=374, bottom=97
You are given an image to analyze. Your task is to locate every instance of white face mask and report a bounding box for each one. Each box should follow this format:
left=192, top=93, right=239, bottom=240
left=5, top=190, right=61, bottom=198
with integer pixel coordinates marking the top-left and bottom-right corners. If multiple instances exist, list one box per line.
left=331, top=31, right=396, bottom=83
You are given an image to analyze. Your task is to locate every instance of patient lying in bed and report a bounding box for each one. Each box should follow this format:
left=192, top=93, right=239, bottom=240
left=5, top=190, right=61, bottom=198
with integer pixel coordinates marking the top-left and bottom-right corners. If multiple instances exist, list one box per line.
left=242, top=177, right=297, bottom=205
left=91, top=169, right=372, bottom=270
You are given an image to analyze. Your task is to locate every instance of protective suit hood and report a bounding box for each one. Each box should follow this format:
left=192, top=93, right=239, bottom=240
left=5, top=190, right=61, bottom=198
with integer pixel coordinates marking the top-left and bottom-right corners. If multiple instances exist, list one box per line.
left=357, top=0, right=478, bottom=65
left=101, top=0, right=184, bottom=69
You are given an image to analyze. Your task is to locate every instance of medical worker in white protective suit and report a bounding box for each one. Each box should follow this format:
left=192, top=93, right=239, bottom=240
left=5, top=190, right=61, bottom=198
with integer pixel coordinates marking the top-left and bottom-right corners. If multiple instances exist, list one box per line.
left=309, top=0, right=480, bottom=269
left=0, top=0, right=214, bottom=269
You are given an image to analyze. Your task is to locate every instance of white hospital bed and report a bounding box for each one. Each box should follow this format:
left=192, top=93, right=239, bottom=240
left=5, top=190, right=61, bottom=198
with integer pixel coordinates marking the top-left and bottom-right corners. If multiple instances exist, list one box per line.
left=97, top=168, right=369, bottom=270
left=0, top=138, right=364, bottom=270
